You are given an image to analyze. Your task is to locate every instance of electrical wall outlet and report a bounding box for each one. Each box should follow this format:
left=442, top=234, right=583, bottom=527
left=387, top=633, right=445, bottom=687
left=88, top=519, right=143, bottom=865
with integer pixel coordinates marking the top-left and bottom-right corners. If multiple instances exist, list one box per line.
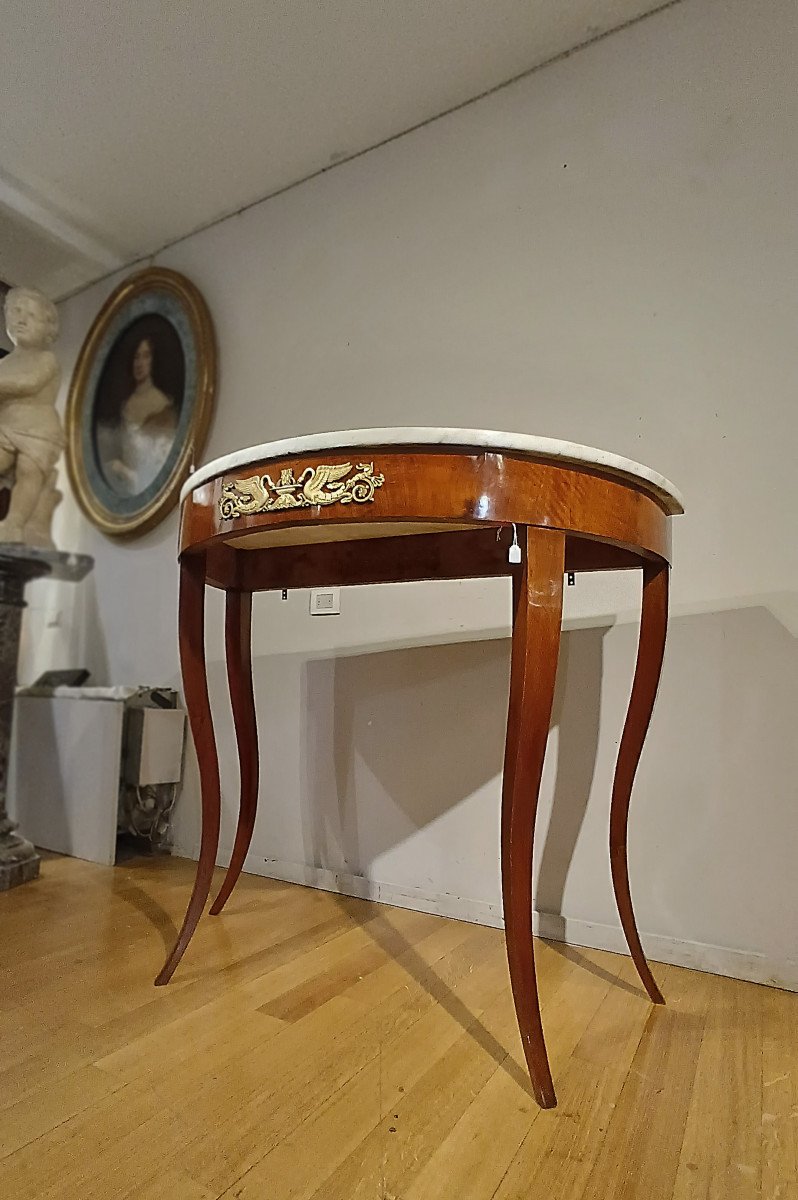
left=309, top=587, right=341, bottom=616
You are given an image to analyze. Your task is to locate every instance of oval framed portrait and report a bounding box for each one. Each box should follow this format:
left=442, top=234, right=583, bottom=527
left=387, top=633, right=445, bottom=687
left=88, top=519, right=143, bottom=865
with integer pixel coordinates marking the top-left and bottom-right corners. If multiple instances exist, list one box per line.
left=66, top=267, right=216, bottom=537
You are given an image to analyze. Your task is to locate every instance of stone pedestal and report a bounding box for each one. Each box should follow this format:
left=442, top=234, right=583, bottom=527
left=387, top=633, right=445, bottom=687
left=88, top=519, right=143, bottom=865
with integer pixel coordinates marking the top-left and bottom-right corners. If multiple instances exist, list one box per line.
left=0, top=546, right=93, bottom=891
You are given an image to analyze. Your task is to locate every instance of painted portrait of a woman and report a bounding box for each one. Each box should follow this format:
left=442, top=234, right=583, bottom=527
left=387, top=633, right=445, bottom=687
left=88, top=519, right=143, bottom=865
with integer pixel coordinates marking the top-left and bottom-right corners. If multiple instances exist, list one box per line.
left=66, top=266, right=216, bottom=537
left=94, top=315, right=185, bottom=497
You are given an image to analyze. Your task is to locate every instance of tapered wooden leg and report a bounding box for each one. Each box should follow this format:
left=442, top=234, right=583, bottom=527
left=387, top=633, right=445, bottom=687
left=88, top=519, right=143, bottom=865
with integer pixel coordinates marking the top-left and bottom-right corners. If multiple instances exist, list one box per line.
left=502, top=525, right=565, bottom=1109
left=609, top=561, right=669, bottom=1004
left=155, top=553, right=221, bottom=985
left=210, top=591, right=259, bottom=915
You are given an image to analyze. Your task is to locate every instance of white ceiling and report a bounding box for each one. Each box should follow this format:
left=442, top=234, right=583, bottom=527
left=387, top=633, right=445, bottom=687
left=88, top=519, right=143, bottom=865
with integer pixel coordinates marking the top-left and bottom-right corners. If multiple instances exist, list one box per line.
left=0, top=0, right=671, bottom=299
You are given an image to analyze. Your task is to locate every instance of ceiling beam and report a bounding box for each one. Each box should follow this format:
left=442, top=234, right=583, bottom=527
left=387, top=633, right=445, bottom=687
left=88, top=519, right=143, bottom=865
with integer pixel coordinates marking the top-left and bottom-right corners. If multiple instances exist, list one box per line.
left=0, top=170, right=125, bottom=274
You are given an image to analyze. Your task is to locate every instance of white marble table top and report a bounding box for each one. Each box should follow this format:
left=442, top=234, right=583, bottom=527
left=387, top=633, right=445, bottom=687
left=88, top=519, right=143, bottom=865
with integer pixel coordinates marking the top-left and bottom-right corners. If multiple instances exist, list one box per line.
left=182, top=427, right=684, bottom=514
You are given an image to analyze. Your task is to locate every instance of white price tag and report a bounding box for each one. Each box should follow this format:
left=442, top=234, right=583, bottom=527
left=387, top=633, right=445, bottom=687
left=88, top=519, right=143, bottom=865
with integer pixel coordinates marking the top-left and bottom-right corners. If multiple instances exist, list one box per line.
left=508, top=524, right=521, bottom=564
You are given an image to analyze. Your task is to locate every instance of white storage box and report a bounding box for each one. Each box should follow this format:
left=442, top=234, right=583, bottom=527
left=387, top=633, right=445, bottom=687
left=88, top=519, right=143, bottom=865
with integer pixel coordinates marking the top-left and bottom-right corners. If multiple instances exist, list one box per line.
left=8, top=686, right=186, bottom=865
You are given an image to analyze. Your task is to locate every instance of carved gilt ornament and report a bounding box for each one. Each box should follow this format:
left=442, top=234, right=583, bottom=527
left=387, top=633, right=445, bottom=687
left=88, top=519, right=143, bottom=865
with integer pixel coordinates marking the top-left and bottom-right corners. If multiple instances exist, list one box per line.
left=219, top=461, right=385, bottom=520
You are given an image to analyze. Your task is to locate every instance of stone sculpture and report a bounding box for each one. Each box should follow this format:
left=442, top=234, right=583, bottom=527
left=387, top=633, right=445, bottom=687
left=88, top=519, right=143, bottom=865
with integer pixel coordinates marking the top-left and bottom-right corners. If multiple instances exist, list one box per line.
left=0, top=286, right=93, bottom=889
left=0, top=287, right=64, bottom=547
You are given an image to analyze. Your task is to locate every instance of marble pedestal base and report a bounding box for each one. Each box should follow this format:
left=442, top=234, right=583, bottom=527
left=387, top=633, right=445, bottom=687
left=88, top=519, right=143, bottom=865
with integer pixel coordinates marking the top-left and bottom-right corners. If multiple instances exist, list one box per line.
left=0, top=545, right=93, bottom=891
left=0, top=823, right=40, bottom=890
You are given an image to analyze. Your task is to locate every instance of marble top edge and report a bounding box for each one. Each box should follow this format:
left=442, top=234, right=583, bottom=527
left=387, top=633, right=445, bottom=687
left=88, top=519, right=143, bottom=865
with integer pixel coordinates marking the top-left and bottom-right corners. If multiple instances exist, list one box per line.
left=180, top=428, right=684, bottom=514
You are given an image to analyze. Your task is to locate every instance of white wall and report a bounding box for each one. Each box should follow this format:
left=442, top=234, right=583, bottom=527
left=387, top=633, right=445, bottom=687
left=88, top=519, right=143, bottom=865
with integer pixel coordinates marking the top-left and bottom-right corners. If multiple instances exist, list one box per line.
left=41, top=0, right=797, bottom=987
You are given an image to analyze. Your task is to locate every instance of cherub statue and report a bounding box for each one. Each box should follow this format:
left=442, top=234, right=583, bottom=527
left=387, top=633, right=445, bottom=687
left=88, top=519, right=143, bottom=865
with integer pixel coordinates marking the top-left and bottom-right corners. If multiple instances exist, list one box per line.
left=0, top=287, right=64, bottom=547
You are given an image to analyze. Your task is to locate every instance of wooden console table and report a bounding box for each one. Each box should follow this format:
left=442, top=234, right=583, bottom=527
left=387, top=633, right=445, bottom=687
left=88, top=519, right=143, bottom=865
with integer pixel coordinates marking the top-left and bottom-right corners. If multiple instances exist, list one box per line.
left=155, top=428, right=683, bottom=1109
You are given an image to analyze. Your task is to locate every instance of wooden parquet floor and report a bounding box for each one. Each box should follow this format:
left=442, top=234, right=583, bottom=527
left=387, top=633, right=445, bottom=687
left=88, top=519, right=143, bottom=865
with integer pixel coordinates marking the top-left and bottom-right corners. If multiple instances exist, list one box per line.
left=0, top=854, right=795, bottom=1198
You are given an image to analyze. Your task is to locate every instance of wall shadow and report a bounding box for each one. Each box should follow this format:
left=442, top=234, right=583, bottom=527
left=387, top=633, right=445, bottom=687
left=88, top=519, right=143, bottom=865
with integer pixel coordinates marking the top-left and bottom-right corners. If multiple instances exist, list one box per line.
left=299, top=623, right=612, bottom=920
left=295, top=621, right=617, bottom=1063
left=299, top=637, right=511, bottom=875
left=537, top=625, right=606, bottom=920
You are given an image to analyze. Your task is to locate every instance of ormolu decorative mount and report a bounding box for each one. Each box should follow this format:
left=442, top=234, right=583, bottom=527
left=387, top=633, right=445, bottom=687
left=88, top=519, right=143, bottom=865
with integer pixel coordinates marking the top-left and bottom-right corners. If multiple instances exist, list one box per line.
left=219, top=461, right=385, bottom=520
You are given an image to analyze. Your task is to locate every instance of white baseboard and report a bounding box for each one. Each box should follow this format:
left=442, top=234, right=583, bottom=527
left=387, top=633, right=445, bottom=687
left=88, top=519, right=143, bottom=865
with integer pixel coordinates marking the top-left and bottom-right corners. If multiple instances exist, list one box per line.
left=209, top=851, right=798, bottom=993
left=242, top=852, right=505, bottom=929
left=533, top=911, right=798, bottom=993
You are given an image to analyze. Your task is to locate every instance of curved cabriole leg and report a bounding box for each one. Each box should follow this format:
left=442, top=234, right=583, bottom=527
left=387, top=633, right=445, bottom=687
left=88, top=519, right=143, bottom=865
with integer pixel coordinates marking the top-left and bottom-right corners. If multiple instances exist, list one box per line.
left=609, top=561, right=669, bottom=1005
left=155, top=553, right=221, bottom=986
left=210, top=590, right=259, bottom=915
left=502, top=525, right=565, bottom=1110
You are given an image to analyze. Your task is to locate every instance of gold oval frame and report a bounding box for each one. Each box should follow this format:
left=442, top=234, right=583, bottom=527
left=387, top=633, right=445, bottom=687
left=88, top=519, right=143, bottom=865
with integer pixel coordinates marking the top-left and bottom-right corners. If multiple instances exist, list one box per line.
left=65, top=267, right=217, bottom=538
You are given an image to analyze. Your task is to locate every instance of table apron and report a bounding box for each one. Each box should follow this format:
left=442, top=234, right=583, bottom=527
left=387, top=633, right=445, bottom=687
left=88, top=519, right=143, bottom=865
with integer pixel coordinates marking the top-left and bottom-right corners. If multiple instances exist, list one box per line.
left=179, top=450, right=672, bottom=571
